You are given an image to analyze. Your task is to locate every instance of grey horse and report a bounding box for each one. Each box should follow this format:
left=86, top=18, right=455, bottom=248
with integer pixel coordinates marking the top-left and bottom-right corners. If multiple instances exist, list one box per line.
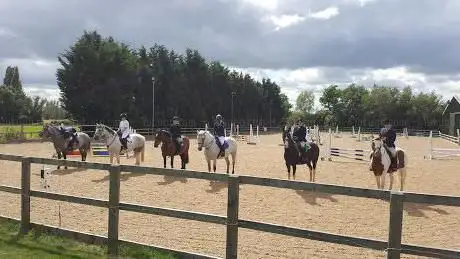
left=39, top=124, right=92, bottom=169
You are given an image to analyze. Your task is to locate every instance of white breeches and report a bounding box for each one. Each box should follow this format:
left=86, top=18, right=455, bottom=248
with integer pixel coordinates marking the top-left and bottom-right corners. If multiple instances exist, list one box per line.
left=387, top=147, right=396, bottom=157
left=121, top=131, right=129, bottom=138
left=217, top=136, right=225, bottom=145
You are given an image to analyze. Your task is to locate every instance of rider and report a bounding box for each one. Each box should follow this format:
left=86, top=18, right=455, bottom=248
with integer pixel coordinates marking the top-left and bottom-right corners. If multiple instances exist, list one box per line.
left=369, top=119, right=399, bottom=171
left=213, top=114, right=226, bottom=157
left=170, top=116, right=182, bottom=154
left=117, top=113, right=130, bottom=151
left=59, top=123, right=78, bottom=151
left=380, top=119, right=398, bottom=168
left=292, top=119, right=310, bottom=158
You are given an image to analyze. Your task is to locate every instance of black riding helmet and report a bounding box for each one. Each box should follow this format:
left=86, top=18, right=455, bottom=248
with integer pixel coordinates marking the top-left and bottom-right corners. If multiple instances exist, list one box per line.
left=120, top=113, right=127, bottom=119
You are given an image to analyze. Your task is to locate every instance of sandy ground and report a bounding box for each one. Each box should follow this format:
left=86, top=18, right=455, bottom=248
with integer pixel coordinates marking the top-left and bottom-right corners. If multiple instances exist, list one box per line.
left=0, top=132, right=459, bottom=259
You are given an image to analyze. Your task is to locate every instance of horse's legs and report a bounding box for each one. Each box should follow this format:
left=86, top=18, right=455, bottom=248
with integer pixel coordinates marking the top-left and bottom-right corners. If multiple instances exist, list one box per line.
left=207, top=160, right=211, bottom=173
left=231, top=153, right=236, bottom=174
left=399, top=168, right=406, bottom=191
left=292, top=164, right=296, bottom=180
left=286, top=163, right=291, bottom=180
left=134, top=152, right=140, bottom=166
left=170, top=156, right=174, bottom=168
left=109, top=153, right=114, bottom=164
left=374, top=175, right=380, bottom=189
left=116, top=154, right=121, bottom=164
left=225, top=157, right=230, bottom=174
left=381, top=169, right=387, bottom=189
left=213, top=160, right=216, bottom=172
left=57, top=152, right=62, bottom=169
left=389, top=172, right=395, bottom=190
left=163, top=155, right=167, bottom=168
left=62, top=153, right=68, bottom=170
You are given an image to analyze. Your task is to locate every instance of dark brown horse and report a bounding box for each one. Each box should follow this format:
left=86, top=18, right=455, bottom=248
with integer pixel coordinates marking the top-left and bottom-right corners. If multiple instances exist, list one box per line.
left=283, top=129, right=320, bottom=181
left=154, top=129, right=190, bottom=169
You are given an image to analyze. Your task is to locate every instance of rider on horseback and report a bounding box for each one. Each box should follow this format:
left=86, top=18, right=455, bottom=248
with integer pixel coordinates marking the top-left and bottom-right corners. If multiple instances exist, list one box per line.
left=369, top=119, right=399, bottom=171
left=170, top=116, right=182, bottom=154
left=213, top=114, right=226, bottom=157
left=380, top=119, right=398, bottom=168
left=292, top=119, right=310, bottom=159
left=59, top=124, right=78, bottom=151
left=117, top=113, right=129, bottom=151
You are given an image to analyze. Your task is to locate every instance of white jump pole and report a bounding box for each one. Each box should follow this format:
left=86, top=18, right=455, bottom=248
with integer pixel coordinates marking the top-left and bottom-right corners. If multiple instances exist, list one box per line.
left=205, top=123, right=208, bottom=131
left=236, top=124, right=239, bottom=136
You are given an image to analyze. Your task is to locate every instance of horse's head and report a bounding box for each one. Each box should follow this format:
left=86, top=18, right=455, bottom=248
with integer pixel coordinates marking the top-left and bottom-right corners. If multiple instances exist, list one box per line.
left=93, top=123, right=110, bottom=141
left=196, top=130, right=209, bottom=151
left=153, top=129, right=170, bottom=147
left=39, top=123, right=57, bottom=139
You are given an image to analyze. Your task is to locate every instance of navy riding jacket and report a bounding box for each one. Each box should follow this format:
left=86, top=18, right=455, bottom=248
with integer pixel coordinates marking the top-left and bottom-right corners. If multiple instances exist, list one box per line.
left=213, top=121, right=225, bottom=137
left=380, top=127, right=396, bottom=147
left=170, top=124, right=181, bottom=138
left=293, top=125, right=307, bottom=142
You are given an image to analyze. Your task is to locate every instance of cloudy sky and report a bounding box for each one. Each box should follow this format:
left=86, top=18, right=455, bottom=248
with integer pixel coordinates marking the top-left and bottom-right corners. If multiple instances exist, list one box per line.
left=1, top=0, right=459, bottom=107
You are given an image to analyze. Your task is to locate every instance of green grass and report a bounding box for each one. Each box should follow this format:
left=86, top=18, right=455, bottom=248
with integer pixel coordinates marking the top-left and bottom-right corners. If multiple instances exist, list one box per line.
left=0, top=218, right=177, bottom=259
left=0, top=123, right=81, bottom=141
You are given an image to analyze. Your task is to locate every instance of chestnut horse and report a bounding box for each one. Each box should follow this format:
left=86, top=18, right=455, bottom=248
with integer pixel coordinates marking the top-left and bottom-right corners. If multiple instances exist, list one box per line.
left=154, top=129, right=190, bottom=169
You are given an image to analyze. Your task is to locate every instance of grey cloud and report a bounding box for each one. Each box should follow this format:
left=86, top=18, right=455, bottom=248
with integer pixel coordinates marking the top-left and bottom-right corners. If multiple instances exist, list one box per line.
left=1, top=0, right=460, bottom=94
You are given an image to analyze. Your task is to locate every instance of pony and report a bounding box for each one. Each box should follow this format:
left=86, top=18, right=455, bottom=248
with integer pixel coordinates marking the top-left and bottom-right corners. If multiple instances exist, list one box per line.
left=39, top=123, right=92, bottom=170
left=153, top=129, right=190, bottom=169
left=282, top=128, right=320, bottom=181
left=369, top=137, right=408, bottom=191
left=93, top=123, right=145, bottom=165
left=196, top=130, right=237, bottom=174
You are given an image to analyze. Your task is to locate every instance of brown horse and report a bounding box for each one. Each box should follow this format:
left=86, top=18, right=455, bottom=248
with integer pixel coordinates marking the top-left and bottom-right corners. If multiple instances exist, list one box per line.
left=282, top=129, right=320, bottom=181
left=154, top=129, right=190, bottom=169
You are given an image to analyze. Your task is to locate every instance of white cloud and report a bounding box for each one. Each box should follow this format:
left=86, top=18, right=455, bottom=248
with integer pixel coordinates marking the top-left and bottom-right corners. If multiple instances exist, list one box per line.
left=309, top=6, right=339, bottom=20
left=267, top=14, right=306, bottom=30
left=231, top=65, right=459, bottom=109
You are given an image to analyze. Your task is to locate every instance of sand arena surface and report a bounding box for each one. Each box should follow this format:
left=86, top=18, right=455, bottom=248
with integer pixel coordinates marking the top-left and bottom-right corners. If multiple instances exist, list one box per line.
left=0, top=132, right=459, bottom=258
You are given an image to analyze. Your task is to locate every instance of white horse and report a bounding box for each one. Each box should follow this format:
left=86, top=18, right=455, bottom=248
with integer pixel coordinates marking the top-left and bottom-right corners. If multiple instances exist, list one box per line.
left=196, top=130, right=237, bottom=174
left=369, top=137, right=408, bottom=191
left=93, top=123, right=146, bottom=165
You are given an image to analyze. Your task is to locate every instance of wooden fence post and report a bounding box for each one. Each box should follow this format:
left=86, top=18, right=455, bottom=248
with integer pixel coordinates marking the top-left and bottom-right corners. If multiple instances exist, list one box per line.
left=387, top=191, right=404, bottom=259
left=226, top=175, right=240, bottom=259
left=20, top=157, right=31, bottom=234
left=108, top=165, right=121, bottom=257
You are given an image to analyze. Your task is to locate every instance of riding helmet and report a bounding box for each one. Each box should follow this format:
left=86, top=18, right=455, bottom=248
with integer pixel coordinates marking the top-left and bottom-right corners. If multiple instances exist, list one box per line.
left=216, top=114, right=222, bottom=120
left=120, top=113, right=127, bottom=118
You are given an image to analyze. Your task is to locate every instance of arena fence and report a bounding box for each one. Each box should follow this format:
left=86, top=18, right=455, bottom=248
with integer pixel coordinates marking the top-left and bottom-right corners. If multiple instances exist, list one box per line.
left=0, top=154, right=459, bottom=259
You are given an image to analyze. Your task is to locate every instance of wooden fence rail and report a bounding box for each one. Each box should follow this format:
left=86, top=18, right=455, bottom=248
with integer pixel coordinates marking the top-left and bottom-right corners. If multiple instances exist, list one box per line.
left=0, top=153, right=459, bottom=259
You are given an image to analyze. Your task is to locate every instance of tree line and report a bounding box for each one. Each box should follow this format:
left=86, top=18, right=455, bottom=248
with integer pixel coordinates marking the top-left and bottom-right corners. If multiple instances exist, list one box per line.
left=292, top=84, right=446, bottom=129
left=57, top=31, right=291, bottom=128
left=0, top=66, right=66, bottom=123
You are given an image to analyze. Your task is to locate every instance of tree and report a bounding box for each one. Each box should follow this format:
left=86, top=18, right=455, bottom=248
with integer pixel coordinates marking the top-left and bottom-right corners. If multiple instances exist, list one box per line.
left=42, top=100, right=67, bottom=120
left=56, top=30, right=291, bottom=127
left=295, top=90, right=315, bottom=114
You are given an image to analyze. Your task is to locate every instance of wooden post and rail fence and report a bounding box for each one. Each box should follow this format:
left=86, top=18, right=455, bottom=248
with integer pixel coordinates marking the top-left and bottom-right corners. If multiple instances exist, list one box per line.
left=0, top=153, right=459, bottom=259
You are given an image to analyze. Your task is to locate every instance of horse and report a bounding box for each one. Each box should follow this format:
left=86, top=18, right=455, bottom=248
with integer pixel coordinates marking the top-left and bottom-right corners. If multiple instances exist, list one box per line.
left=196, top=130, right=237, bottom=174
left=282, top=129, right=320, bottom=181
left=39, top=123, right=92, bottom=170
left=93, top=123, right=145, bottom=165
left=369, top=137, right=408, bottom=191
left=153, top=129, right=190, bottom=169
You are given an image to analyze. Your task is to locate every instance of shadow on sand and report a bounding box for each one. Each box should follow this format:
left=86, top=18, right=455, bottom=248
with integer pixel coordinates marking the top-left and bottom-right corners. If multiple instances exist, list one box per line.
left=157, top=175, right=188, bottom=185
left=91, top=172, right=146, bottom=183
left=404, top=202, right=450, bottom=218
left=295, top=190, right=339, bottom=206
left=206, top=180, right=227, bottom=193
